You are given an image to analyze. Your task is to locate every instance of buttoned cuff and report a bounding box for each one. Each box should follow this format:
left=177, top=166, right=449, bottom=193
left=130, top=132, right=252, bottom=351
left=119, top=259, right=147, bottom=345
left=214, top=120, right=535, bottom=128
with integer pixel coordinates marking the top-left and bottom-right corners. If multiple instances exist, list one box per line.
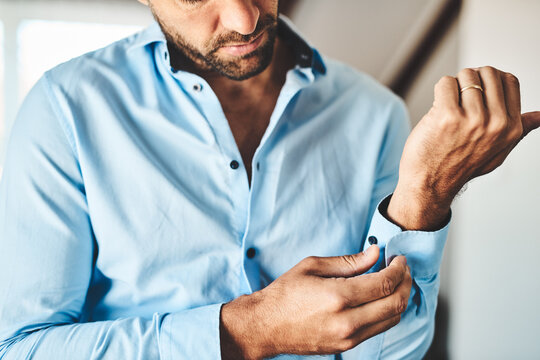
left=363, top=195, right=450, bottom=279
left=160, top=303, right=223, bottom=359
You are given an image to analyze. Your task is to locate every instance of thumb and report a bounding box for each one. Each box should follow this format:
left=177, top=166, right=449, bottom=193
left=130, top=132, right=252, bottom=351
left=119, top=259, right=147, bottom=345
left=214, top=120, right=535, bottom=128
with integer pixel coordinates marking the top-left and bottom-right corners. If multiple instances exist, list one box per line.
left=521, top=111, right=540, bottom=137
left=307, top=245, right=380, bottom=278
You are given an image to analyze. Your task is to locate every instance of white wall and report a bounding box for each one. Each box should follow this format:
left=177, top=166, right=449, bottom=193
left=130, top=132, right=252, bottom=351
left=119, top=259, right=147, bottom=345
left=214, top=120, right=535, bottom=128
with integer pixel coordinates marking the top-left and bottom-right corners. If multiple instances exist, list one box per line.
left=448, top=0, right=540, bottom=358
left=291, top=1, right=540, bottom=358
left=290, top=0, right=450, bottom=90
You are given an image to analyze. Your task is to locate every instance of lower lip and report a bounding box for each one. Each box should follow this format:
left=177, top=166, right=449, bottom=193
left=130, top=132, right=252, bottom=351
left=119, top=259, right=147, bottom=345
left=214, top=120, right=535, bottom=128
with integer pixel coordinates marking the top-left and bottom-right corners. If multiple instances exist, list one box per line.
left=220, top=33, right=265, bottom=57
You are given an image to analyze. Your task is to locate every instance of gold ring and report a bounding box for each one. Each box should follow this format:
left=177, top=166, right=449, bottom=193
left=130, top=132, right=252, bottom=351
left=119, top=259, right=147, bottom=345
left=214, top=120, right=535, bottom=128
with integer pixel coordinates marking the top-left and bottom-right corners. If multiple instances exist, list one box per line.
left=460, top=84, right=484, bottom=93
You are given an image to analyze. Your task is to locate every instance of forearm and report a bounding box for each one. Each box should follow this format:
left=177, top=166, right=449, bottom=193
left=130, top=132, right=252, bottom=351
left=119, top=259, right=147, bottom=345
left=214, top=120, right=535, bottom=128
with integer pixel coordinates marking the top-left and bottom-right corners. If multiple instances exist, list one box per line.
left=1, top=317, right=161, bottom=360
left=0, top=304, right=223, bottom=360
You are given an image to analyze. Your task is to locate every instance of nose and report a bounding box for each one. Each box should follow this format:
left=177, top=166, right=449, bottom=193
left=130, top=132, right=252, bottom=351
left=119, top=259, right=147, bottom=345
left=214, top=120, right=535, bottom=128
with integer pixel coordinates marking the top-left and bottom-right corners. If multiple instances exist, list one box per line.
left=219, top=0, right=260, bottom=35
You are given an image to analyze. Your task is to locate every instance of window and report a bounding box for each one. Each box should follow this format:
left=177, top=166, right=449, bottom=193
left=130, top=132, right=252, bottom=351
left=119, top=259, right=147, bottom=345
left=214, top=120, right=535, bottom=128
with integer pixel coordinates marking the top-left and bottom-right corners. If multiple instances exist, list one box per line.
left=17, top=20, right=143, bottom=102
left=0, top=1, right=151, bottom=172
left=0, top=22, right=4, bottom=147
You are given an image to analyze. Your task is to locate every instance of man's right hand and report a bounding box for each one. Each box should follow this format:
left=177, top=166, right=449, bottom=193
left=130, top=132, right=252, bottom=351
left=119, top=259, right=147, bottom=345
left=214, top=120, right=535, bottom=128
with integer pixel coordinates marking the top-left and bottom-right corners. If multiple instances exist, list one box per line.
left=220, top=245, right=412, bottom=359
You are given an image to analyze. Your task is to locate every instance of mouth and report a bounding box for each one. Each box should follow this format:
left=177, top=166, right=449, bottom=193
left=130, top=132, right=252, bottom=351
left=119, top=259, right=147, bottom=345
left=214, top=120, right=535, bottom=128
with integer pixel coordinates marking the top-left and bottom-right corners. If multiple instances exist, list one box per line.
left=219, top=32, right=266, bottom=57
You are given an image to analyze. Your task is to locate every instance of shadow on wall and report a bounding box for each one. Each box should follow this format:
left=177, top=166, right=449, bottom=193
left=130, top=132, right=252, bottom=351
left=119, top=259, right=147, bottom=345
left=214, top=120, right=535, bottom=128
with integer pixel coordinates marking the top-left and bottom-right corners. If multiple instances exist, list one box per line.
left=424, top=296, right=450, bottom=360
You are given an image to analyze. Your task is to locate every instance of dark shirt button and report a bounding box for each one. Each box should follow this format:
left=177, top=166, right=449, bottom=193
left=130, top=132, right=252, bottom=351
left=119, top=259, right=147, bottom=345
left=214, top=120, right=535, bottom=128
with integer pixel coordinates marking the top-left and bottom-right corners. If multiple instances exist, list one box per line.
left=193, top=83, right=203, bottom=92
left=230, top=160, right=240, bottom=170
left=368, top=236, right=378, bottom=245
left=246, top=247, right=257, bottom=259
left=256, top=162, right=260, bottom=171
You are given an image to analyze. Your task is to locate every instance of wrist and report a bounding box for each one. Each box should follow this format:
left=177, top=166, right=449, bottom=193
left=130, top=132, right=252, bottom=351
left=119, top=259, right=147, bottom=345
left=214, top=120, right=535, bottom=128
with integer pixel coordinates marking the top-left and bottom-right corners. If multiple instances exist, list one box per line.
left=220, top=292, right=272, bottom=360
left=386, top=182, right=451, bottom=231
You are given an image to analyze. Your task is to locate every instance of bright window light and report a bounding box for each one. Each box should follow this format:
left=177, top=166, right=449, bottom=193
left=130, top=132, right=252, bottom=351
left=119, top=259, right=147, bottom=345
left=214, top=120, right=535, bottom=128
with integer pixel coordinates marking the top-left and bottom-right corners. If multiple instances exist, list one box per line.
left=17, top=20, right=143, bottom=102
left=0, top=22, right=4, bottom=143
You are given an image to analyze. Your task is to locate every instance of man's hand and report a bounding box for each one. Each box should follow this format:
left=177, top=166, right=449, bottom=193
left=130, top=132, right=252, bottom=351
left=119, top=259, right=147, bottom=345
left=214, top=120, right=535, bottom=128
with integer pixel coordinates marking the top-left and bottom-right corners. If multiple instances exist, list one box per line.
left=220, top=245, right=412, bottom=359
left=388, top=66, right=540, bottom=231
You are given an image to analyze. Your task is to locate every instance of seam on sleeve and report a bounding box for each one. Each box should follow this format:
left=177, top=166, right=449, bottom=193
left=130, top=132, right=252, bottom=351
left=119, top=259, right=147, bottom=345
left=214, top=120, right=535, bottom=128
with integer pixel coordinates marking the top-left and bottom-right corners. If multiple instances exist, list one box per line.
left=42, top=72, right=79, bottom=159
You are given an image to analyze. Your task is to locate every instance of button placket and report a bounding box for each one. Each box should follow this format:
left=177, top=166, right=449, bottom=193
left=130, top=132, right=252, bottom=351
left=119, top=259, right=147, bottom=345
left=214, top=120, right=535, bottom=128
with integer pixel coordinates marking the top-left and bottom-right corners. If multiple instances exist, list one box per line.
left=246, top=247, right=257, bottom=259
left=193, top=83, right=203, bottom=92
left=230, top=160, right=240, bottom=170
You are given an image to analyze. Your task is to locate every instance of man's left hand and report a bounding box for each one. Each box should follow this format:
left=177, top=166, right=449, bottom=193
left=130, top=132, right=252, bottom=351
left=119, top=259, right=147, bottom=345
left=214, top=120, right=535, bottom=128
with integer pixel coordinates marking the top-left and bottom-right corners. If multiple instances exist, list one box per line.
left=387, top=66, right=540, bottom=231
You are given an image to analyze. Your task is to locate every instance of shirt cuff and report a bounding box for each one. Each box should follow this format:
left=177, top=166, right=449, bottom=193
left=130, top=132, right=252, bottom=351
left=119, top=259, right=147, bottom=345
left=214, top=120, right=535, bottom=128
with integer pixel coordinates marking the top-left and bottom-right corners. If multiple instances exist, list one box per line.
left=363, top=195, right=451, bottom=279
left=159, top=303, right=223, bottom=359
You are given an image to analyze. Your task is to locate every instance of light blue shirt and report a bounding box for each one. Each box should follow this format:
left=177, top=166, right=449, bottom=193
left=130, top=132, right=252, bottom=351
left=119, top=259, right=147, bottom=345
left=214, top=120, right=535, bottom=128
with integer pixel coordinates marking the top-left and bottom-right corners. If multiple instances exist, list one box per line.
left=0, top=19, right=449, bottom=359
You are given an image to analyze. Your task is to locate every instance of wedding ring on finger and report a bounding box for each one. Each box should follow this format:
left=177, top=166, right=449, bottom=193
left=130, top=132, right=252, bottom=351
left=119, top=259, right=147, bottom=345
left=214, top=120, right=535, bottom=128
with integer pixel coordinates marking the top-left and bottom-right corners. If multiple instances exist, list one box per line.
left=460, top=84, right=484, bottom=93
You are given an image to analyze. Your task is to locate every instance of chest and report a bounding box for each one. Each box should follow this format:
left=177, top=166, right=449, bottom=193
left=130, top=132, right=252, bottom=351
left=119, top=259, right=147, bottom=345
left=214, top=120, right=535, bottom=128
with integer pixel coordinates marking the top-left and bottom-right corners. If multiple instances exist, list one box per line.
left=223, top=95, right=278, bottom=182
left=82, top=107, right=376, bottom=286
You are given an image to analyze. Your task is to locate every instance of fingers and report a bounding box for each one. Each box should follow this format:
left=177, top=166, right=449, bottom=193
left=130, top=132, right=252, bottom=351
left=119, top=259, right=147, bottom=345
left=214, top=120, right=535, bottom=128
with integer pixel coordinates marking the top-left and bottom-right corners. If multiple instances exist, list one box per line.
left=303, top=245, right=380, bottom=278
left=476, top=66, right=507, bottom=120
left=341, top=264, right=412, bottom=331
left=456, top=68, right=485, bottom=115
left=340, top=256, right=408, bottom=307
left=433, top=76, right=460, bottom=110
left=330, top=313, right=402, bottom=352
left=339, top=264, right=412, bottom=344
left=521, top=111, right=540, bottom=137
left=479, top=110, right=540, bottom=176
left=323, top=266, right=411, bottom=352
left=350, top=314, right=401, bottom=346
left=501, top=72, right=521, bottom=120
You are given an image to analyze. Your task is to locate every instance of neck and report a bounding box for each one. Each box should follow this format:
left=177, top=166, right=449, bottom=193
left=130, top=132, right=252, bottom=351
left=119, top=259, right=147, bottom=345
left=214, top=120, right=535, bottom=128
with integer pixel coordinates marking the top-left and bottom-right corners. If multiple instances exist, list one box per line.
left=202, top=38, right=294, bottom=99
left=168, top=37, right=295, bottom=101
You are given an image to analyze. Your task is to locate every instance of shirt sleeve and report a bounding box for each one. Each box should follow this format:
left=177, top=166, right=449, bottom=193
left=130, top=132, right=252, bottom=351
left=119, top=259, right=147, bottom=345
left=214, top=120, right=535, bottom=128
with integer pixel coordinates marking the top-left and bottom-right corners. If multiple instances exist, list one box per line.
left=363, top=198, right=449, bottom=359
left=344, top=98, right=450, bottom=359
left=0, top=75, right=223, bottom=359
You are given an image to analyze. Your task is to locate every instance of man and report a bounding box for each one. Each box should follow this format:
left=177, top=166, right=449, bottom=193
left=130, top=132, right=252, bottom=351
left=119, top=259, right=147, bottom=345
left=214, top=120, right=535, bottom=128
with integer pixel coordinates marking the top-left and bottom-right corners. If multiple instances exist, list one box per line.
left=0, top=0, right=538, bottom=359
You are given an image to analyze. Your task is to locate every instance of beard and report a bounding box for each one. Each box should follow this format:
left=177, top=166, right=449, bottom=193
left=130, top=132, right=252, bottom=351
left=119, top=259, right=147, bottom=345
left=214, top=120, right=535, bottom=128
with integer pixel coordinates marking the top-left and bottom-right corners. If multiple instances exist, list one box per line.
left=154, top=12, right=278, bottom=81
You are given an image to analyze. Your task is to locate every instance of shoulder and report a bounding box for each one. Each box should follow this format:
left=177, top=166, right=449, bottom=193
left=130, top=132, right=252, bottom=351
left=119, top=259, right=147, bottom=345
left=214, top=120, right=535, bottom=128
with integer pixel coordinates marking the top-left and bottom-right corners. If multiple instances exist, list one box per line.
left=321, top=56, right=404, bottom=109
left=44, top=28, right=152, bottom=94
left=308, top=55, right=409, bottom=130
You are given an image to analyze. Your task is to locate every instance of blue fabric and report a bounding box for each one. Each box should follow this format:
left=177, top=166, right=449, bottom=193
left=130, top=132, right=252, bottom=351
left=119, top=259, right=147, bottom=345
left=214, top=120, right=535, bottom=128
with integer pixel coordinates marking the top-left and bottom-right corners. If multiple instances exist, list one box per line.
left=0, top=19, right=449, bottom=360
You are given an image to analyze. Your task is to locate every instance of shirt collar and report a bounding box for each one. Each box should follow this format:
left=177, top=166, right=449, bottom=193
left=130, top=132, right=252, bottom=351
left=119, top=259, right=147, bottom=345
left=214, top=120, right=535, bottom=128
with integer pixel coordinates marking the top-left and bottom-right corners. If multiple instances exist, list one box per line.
left=128, top=21, right=165, bottom=51
left=128, top=15, right=326, bottom=76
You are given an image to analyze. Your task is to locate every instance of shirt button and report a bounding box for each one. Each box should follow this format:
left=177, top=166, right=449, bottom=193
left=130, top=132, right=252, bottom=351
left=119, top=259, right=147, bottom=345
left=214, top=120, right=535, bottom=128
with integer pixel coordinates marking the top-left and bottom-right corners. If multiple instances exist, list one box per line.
left=230, top=160, right=240, bottom=170
left=246, top=247, right=257, bottom=259
left=164, top=52, right=169, bottom=60
left=193, top=83, right=203, bottom=92
left=368, top=236, right=378, bottom=245
left=256, top=162, right=260, bottom=171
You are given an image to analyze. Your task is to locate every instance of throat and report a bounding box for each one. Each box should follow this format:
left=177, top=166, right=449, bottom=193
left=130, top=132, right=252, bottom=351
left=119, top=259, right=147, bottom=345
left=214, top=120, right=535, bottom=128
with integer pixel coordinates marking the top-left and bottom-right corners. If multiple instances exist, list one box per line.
left=223, top=94, right=276, bottom=186
left=205, top=38, right=296, bottom=186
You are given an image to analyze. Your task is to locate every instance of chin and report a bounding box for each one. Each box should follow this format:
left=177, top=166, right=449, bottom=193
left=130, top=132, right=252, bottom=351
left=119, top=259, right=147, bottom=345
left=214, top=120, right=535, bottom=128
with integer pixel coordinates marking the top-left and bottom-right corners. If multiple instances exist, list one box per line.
left=219, top=59, right=272, bottom=81
left=216, top=45, right=275, bottom=81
